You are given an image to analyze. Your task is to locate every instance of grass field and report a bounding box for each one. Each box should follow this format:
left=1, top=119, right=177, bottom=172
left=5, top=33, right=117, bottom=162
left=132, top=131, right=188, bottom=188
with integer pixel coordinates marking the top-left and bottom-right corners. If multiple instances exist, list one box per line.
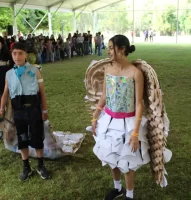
left=0, top=44, right=191, bottom=200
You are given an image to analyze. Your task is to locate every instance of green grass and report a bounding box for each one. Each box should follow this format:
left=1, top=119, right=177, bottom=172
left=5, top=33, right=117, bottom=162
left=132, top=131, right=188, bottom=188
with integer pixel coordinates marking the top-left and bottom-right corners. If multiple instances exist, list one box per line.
left=0, top=44, right=191, bottom=200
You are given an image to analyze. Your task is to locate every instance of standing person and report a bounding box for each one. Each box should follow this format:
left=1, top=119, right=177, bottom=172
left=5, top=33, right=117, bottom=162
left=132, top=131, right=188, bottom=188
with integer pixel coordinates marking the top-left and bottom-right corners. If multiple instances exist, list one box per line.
left=68, top=33, right=73, bottom=58
left=91, top=35, right=150, bottom=200
left=101, top=34, right=106, bottom=49
left=51, top=39, right=57, bottom=61
left=144, top=29, right=148, bottom=42
left=0, top=36, right=13, bottom=136
left=10, top=37, right=16, bottom=50
left=87, top=31, right=92, bottom=54
left=23, top=33, right=27, bottom=40
left=34, top=38, right=42, bottom=64
left=76, top=33, right=84, bottom=56
left=58, top=34, right=62, bottom=41
left=25, top=34, right=34, bottom=53
left=96, top=32, right=102, bottom=56
left=130, top=30, right=134, bottom=43
left=89, top=34, right=93, bottom=55
left=71, top=33, right=77, bottom=58
left=94, top=33, right=98, bottom=55
left=41, top=39, right=47, bottom=63
left=83, top=33, right=89, bottom=55
left=0, top=42, right=50, bottom=181
left=59, top=39, right=65, bottom=60
left=17, top=31, right=21, bottom=39
left=64, top=38, right=71, bottom=58
left=149, top=28, right=153, bottom=42
left=46, top=38, right=53, bottom=62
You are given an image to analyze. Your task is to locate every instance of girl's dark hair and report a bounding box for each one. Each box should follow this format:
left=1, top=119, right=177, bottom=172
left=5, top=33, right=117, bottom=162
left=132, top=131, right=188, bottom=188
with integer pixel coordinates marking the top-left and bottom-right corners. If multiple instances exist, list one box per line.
left=109, top=34, right=135, bottom=56
left=12, top=42, right=27, bottom=52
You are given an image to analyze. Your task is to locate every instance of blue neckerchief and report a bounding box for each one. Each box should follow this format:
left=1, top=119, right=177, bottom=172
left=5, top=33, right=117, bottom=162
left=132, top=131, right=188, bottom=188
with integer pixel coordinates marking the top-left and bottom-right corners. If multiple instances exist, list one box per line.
left=14, top=66, right=26, bottom=80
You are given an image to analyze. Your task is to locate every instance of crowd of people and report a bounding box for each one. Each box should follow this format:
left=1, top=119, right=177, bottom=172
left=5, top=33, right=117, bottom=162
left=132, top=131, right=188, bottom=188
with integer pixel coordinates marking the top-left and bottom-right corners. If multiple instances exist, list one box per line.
left=2, top=31, right=106, bottom=64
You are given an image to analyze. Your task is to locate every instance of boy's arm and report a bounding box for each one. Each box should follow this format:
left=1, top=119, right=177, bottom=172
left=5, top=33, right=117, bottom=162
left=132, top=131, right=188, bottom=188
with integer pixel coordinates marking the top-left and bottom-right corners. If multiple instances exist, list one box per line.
left=0, top=79, right=9, bottom=115
left=36, top=69, right=48, bottom=120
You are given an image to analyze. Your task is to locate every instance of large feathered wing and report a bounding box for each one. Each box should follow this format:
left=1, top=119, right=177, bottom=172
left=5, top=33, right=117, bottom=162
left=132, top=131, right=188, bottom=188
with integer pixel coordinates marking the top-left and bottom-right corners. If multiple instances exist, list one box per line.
left=132, top=59, right=171, bottom=187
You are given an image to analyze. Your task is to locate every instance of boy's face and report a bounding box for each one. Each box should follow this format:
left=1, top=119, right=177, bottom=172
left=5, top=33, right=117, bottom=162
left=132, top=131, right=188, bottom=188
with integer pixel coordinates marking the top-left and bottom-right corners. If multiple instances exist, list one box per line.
left=12, top=49, right=27, bottom=66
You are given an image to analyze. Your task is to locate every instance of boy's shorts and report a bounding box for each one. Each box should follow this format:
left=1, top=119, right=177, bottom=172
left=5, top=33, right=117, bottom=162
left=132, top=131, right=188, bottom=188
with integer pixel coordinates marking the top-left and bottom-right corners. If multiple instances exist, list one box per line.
left=14, top=108, right=44, bottom=149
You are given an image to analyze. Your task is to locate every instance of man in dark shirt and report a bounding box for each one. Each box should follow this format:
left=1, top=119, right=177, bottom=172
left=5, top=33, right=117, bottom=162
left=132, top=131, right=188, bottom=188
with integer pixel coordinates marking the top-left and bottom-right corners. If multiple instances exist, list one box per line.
left=97, top=32, right=102, bottom=56
left=84, top=33, right=89, bottom=55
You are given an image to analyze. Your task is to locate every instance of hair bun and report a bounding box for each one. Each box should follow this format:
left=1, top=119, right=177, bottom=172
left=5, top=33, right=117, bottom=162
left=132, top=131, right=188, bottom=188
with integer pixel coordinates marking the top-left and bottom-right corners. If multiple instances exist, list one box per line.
left=129, top=45, right=135, bottom=53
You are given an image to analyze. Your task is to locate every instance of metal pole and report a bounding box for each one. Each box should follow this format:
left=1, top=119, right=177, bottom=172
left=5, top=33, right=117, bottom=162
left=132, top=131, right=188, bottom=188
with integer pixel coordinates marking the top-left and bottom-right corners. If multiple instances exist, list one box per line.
left=52, top=1, right=65, bottom=18
left=12, top=4, right=17, bottom=35
left=31, top=12, right=48, bottom=34
left=73, top=11, right=76, bottom=33
left=176, top=0, right=179, bottom=43
left=75, top=6, right=87, bottom=19
left=132, top=0, right=135, bottom=44
left=92, top=11, right=96, bottom=36
left=48, top=8, right=52, bottom=37
left=19, top=13, right=35, bottom=30
left=15, top=0, right=28, bottom=17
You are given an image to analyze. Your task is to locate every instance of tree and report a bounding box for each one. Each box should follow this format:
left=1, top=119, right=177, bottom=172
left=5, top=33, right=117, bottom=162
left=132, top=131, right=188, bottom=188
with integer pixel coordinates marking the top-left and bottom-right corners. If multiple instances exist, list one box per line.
left=179, top=10, right=191, bottom=34
left=0, top=8, right=13, bottom=31
left=17, top=9, right=48, bottom=33
left=157, top=6, right=177, bottom=35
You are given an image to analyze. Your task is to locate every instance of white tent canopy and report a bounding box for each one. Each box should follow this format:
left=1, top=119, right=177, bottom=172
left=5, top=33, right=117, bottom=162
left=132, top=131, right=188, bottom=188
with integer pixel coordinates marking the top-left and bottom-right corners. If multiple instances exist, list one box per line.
left=0, top=0, right=181, bottom=43
left=0, top=0, right=124, bottom=12
left=0, top=0, right=125, bottom=37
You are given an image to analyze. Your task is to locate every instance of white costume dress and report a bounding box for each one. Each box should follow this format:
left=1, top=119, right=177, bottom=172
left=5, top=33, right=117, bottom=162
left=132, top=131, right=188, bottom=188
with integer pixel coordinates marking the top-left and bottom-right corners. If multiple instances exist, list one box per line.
left=93, top=74, right=151, bottom=173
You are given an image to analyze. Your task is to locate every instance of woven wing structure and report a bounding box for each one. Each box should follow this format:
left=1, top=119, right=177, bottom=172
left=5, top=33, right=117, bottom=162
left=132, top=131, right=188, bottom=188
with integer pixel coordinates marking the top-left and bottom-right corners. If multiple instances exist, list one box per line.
left=85, top=59, right=111, bottom=110
left=85, top=58, right=170, bottom=186
left=132, top=59, right=170, bottom=186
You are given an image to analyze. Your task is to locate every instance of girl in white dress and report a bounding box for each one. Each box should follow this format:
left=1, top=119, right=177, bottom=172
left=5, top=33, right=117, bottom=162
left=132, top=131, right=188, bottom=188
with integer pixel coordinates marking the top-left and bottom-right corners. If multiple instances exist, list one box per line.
left=91, top=35, right=150, bottom=200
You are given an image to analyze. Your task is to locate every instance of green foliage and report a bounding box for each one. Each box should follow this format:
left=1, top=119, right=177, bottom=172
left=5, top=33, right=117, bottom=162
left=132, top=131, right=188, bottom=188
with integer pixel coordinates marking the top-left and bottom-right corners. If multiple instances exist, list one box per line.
left=140, top=12, right=154, bottom=31
left=160, top=7, right=177, bottom=35
left=180, top=10, right=191, bottom=34
left=17, top=9, right=48, bottom=33
left=76, top=13, right=92, bottom=33
left=52, top=12, right=73, bottom=33
left=0, top=8, right=13, bottom=30
left=97, top=11, right=130, bottom=34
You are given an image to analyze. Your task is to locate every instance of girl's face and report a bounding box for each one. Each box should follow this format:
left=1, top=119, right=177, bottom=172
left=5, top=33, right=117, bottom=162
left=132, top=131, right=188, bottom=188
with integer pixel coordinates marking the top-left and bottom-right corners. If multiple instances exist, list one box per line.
left=108, top=40, right=124, bottom=61
left=107, top=40, right=115, bottom=61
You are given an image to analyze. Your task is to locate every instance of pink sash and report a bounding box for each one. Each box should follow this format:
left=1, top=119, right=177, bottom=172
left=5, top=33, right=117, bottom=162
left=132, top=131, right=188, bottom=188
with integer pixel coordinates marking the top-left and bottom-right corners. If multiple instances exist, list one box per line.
left=104, top=107, right=135, bottom=119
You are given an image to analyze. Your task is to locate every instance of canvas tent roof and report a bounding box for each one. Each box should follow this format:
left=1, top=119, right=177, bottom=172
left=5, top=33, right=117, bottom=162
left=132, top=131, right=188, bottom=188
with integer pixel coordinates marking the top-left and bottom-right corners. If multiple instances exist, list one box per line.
left=0, top=0, right=124, bottom=12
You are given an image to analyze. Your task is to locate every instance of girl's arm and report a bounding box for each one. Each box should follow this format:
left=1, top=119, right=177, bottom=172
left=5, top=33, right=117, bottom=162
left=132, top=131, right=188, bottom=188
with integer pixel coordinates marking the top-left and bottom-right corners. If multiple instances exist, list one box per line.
left=128, top=68, right=144, bottom=152
left=133, top=68, right=144, bottom=133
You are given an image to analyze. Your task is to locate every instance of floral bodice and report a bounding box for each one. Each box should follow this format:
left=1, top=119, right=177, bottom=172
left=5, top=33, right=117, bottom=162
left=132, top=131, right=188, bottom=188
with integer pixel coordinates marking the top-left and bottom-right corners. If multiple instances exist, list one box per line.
left=105, top=74, right=135, bottom=113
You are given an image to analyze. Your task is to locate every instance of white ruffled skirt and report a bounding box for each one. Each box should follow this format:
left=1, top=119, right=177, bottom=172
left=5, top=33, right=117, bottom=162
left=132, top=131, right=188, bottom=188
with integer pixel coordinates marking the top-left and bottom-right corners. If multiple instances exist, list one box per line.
left=93, top=112, right=151, bottom=173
